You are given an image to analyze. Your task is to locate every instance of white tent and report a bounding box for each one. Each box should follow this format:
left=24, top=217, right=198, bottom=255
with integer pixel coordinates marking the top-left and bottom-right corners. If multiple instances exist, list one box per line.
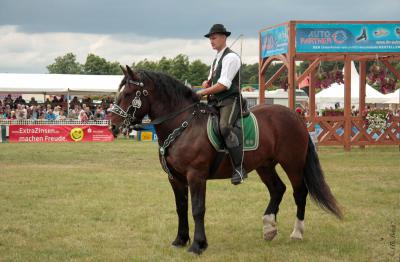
left=383, top=89, right=400, bottom=104
left=316, top=62, right=387, bottom=108
left=0, top=73, right=122, bottom=95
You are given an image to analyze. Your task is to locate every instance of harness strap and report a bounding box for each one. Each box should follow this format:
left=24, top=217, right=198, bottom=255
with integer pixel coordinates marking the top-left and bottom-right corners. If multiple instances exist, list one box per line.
left=133, top=103, right=199, bottom=130
left=159, top=106, right=199, bottom=179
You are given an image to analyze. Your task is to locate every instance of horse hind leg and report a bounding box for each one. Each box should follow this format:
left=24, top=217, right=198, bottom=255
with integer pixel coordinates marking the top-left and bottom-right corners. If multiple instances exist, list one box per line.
left=281, top=164, right=308, bottom=240
left=290, top=180, right=308, bottom=240
left=256, top=164, right=286, bottom=241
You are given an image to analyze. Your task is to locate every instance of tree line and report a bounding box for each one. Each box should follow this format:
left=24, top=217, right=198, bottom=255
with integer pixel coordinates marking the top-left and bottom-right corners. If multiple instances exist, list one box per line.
left=47, top=53, right=399, bottom=88
left=46, top=52, right=264, bottom=86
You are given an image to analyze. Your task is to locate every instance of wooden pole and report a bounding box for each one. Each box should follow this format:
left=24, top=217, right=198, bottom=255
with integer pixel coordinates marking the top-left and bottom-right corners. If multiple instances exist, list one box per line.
left=359, top=61, right=366, bottom=150
left=344, top=57, right=352, bottom=151
left=287, top=21, right=296, bottom=109
left=309, top=69, right=316, bottom=131
left=258, top=32, right=265, bottom=105
left=359, top=61, right=366, bottom=116
left=265, top=64, right=286, bottom=88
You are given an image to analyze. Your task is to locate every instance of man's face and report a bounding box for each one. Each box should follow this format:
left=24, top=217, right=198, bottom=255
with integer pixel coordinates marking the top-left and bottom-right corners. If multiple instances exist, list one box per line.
left=209, top=33, right=227, bottom=51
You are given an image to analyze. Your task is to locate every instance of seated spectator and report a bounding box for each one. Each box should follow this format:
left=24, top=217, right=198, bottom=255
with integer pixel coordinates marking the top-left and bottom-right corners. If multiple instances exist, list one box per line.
left=0, top=107, right=5, bottom=119
left=28, top=97, right=38, bottom=106
left=100, top=98, right=108, bottom=110
left=51, top=96, right=59, bottom=107
left=70, top=96, right=81, bottom=109
left=57, top=110, right=66, bottom=121
left=29, top=106, right=39, bottom=120
left=8, top=110, right=16, bottom=119
left=15, top=104, right=28, bottom=120
left=78, top=110, right=88, bottom=122
left=84, top=107, right=93, bottom=120
left=68, top=104, right=80, bottom=119
left=93, top=107, right=105, bottom=120
left=45, top=109, right=56, bottom=121
left=4, top=94, right=14, bottom=108
left=14, top=96, right=26, bottom=106
left=44, top=98, right=52, bottom=107
left=53, top=105, right=61, bottom=118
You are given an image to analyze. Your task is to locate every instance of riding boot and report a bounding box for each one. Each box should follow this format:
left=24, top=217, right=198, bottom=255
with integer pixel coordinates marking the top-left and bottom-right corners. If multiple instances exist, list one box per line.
left=227, top=144, right=247, bottom=185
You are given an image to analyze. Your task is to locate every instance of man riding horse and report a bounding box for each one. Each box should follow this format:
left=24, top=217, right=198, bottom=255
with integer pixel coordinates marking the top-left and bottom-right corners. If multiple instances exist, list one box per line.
left=197, top=24, right=247, bottom=185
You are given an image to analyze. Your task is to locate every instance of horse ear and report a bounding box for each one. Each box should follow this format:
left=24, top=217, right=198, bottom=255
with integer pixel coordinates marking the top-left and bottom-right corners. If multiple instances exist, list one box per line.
left=120, top=65, right=127, bottom=76
left=126, top=65, right=135, bottom=78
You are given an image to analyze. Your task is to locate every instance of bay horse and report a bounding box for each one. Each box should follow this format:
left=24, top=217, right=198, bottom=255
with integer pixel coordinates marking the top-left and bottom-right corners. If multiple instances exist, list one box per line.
left=111, top=65, right=342, bottom=255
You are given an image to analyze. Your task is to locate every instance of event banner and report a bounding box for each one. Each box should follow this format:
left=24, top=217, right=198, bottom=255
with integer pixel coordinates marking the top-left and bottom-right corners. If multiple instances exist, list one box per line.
left=9, top=125, right=114, bottom=143
left=296, top=23, right=400, bottom=53
left=260, top=25, right=289, bottom=58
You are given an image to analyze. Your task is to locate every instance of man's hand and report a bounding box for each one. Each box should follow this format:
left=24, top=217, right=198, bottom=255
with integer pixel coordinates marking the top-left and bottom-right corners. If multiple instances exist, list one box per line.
left=197, top=90, right=205, bottom=99
left=202, top=80, right=210, bottom=88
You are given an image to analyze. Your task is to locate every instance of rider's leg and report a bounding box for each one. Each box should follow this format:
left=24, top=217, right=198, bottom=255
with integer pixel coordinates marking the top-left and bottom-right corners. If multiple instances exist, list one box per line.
left=219, top=97, right=247, bottom=185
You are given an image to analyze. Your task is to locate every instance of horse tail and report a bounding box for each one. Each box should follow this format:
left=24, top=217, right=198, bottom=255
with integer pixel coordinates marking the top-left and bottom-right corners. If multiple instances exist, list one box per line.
left=303, top=137, right=343, bottom=219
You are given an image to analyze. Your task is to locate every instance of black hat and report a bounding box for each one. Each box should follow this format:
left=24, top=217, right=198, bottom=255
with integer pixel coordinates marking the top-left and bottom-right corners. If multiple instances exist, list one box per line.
left=204, top=24, right=231, bottom=38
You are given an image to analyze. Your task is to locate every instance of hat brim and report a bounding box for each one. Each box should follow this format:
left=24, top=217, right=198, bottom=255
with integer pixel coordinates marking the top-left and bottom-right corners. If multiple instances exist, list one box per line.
left=204, top=31, right=231, bottom=38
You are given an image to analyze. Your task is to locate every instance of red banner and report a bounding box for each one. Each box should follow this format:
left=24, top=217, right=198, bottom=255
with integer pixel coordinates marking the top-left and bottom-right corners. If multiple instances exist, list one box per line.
left=9, top=125, right=114, bottom=143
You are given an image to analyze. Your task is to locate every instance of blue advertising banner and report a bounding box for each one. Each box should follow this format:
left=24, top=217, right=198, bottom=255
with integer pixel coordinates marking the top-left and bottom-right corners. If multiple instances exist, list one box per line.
left=296, top=23, right=400, bottom=53
left=261, top=25, right=288, bottom=58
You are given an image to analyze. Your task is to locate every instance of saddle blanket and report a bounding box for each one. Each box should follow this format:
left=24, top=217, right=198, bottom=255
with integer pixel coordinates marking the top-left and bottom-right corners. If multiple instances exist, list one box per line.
left=207, top=112, right=259, bottom=152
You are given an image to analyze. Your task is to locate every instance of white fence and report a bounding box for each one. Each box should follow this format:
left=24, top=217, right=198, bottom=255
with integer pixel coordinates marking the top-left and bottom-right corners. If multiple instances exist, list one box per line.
left=0, top=119, right=111, bottom=126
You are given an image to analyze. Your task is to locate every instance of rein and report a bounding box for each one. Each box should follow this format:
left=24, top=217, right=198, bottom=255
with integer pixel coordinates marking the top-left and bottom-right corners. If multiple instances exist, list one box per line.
left=110, top=75, right=203, bottom=179
left=133, top=103, right=199, bottom=130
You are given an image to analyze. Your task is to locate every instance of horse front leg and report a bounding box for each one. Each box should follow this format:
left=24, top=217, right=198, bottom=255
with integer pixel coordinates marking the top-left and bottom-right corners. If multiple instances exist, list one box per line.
left=187, top=171, right=208, bottom=254
left=169, top=178, right=190, bottom=247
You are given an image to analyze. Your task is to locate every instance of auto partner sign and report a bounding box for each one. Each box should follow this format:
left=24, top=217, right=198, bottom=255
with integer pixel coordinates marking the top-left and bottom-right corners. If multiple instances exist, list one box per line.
left=296, top=23, right=400, bottom=52
left=9, top=125, right=114, bottom=143
left=261, top=25, right=289, bottom=58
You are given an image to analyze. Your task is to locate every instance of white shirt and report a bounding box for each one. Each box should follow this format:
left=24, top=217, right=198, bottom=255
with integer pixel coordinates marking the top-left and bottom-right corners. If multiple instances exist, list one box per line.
left=207, top=46, right=241, bottom=89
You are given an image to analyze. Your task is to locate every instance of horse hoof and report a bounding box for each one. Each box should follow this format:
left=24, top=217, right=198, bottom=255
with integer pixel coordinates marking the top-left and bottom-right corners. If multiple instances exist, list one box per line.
left=263, top=228, right=277, bottom=241
left=171, top=236, right=189, bottom=247
left=262, top=214, right=277, bottom=241
left=187, top=241, right=208, bottom=255
left=290, top=230, right=303, bottom=240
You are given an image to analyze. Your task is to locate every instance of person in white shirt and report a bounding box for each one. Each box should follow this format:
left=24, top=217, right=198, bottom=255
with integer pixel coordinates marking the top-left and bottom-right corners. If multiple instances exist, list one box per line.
left=197, top=24, right=247, bottom=185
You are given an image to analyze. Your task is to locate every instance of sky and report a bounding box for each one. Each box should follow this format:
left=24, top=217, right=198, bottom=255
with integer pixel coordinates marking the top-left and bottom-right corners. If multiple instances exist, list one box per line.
left=0, top=0, right=399, bottom=73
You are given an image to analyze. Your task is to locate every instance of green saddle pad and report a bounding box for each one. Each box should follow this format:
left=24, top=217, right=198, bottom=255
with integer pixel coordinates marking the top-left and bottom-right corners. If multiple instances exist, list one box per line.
left=207, top=112, right=259, bottom=152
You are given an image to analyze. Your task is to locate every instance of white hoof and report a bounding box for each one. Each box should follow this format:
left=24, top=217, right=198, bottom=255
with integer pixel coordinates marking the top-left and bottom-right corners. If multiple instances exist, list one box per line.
left=290, top=218, right=304, bottom=240
left=262, top=214, right=277, bottom=241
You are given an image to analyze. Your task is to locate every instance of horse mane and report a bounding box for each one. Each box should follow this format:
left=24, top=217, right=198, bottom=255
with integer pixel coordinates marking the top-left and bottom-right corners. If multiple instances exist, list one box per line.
left=140, top=70, right=200, bottom=107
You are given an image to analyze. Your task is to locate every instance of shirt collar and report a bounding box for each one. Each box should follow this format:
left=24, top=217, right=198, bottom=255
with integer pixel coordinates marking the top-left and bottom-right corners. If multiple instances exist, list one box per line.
left=216, top=46, right=228, bottom=60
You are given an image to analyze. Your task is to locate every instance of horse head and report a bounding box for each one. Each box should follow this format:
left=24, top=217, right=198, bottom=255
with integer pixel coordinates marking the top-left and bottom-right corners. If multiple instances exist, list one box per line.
left=110, top=65, right=153, bottom=135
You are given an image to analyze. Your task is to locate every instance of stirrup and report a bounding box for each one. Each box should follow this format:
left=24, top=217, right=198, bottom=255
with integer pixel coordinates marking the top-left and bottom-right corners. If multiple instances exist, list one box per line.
left=231, top=167, right=247, bottom=185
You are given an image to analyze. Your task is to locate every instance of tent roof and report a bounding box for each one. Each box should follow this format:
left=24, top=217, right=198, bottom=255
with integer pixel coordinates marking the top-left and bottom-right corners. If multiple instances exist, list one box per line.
left=316, top=62, right=387, bottom=103
left=384, top=88, right=400, bottom=103
left=0, top=73, right=122, bottom=95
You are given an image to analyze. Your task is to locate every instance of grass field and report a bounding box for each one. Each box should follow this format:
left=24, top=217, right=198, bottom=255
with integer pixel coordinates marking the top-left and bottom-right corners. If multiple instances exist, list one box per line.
left=0, top=140, right=399, bottom=262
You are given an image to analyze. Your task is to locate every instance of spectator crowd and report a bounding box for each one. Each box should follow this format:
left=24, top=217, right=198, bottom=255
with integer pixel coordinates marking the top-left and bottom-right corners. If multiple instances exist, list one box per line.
left=0, top=94, right=115, bottom=122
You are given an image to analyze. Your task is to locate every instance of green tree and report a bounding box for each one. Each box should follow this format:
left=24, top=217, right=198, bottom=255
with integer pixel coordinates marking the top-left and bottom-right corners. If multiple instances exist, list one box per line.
left=133, top=59, right=158, bottom=71
left=241, top=63, right=259, bottom=84
left=169, top=54, right=190, bottom=82
left=83, top=54, right=122, bottom=75
left=187, top=59, right=209, bottom=86
left=157, top=57, right=173, bottom=75
left=47, top=53, right=82, bottom=74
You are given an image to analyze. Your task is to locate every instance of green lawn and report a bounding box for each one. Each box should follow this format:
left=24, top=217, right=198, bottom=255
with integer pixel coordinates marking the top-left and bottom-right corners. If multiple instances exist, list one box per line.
left=0, top=140, right=399, bottom=261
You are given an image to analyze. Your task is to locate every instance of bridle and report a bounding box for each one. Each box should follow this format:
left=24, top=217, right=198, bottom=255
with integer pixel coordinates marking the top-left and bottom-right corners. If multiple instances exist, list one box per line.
left=110, top=79, right=148, bottom=129
left=110, top=75, right=203, bottom=179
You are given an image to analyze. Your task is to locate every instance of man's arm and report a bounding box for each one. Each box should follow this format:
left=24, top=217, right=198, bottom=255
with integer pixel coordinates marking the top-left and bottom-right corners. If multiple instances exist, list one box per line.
left=198, top=53, right=240, bottom=97
left=197, top=82, right=227, bottom=96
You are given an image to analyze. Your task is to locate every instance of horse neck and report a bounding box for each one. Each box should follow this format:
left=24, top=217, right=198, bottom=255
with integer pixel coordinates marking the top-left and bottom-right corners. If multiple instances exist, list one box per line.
left=148, top=99, right=195, bottom=143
